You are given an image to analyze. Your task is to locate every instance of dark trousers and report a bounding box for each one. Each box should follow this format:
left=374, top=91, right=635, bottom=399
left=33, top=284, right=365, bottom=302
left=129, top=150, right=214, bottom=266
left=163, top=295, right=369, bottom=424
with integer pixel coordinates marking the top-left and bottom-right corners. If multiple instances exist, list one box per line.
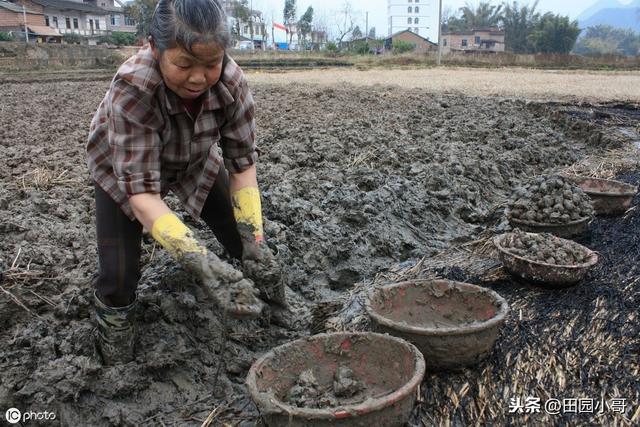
left=94, top=168, right=243, bottom=307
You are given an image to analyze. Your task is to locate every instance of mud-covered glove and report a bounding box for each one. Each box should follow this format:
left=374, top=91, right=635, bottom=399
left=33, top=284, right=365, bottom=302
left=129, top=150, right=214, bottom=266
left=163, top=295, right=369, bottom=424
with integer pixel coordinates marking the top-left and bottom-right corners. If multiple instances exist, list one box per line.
left=232, top=187, right=286, bottom=305
left=151, top=212, right=264, bottom=318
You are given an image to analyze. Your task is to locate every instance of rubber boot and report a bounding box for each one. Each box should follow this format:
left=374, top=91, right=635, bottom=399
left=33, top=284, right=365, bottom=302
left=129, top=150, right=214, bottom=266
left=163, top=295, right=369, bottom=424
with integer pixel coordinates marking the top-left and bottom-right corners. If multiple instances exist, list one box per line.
left=94, top=291, right=136, bottom=365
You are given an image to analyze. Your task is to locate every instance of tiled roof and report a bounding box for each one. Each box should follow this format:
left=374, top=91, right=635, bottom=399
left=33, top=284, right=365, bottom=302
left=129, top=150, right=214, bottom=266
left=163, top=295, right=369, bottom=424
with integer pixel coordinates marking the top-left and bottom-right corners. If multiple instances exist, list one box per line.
left=388, top=29, right=437, bottom=45
left=0, top=0, right=40, bottom=13
left=28, top=24, right=61, bottom=35
left=28, top=0, right=108, bottom=14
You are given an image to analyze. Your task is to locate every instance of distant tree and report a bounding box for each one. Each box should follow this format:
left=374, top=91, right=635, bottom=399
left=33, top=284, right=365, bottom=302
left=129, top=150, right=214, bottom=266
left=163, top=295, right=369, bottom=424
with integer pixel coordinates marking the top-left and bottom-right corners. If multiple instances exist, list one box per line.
left=443, top=16, right=465, bottom=32
left=574, top=25, right=640, bottom=56
left=442, top=6, right=462, bottom=31
left=284, top=0, right=297, bottom=45
left=368, top=27, right=376, bottom=38
left=312, top=11, right=330, bottom=48
left=325, top=41, right=338, bottom=55
left=501, top=0, right=540, bottom=53
left=0, top=32, right=14, bottom=41
left=297, top=6, right=314, bottom=46
left=576, top=37, right=620, bottom=56
left=445, top=15, right=467, bottom=32
left=62, top=33, right=83, bottom=44
left=334, top=1, right=356, bottom=49
left=458, top=1, right=503, bottom=29
left=350, top=40, right=370, bottom=54
left=110, top=31, right=137, bottom=46
left=442, top=2, right=502, bottom=31
left=392, top=40, right=415, bottom=54
left=233, top=0, right=252, bottom=43
left=123, top=0, right=157, bottom=37
left=527, top=13, right=580, bottom=54
left=351, top=25, right=362, bottom=40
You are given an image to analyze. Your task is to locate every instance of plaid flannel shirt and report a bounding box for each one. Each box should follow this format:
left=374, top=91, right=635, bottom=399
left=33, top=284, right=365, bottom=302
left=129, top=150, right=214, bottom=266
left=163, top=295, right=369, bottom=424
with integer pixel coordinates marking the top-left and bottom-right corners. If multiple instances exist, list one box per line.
left=87, top=47, right=258, bottom=221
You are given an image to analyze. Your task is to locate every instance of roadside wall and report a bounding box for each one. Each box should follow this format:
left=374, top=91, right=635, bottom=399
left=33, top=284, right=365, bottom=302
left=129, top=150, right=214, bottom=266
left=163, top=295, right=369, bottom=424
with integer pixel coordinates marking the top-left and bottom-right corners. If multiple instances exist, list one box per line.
left=370, top=50, right=640, bottom=70
left=0, top=42, right=138, bottom=70
left=439, top=51, right=640, bottom=69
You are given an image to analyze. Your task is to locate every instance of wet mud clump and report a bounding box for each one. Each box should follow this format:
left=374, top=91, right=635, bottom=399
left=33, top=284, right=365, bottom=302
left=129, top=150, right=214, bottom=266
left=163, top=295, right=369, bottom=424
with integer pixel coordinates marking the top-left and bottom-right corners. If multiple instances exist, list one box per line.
left=242, top=249, right=286, bottom=306
left=506, top=175, right=594, bottom=223
left=371, top=282, right=501, bottom=329
left=286, top=366, right=365, bottom=408
left=501, top=229, right=592, bottom=265
left=181, top=251, right=264, bottom=318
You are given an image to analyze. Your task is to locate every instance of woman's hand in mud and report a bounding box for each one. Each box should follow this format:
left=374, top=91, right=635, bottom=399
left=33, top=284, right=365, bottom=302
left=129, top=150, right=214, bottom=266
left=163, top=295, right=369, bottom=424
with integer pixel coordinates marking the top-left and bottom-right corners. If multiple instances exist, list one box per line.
left=207, top=278, right=264, bottom=319
left=181, top=251, right=243, bottom=284
left=241, top=238, right=271, bottom=263
left=182, top=251, right=264, bottom=318
left=241, top=241, right=286, bottom=305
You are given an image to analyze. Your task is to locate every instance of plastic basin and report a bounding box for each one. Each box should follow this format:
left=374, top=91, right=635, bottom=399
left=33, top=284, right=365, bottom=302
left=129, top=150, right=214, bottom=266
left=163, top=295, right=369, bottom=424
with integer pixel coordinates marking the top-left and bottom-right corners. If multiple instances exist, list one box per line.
left=566, top=176, right=637, bottom=216
left=508, top=216, right=591, bottom=239
left=366, top=280, right=509, bottom=371
left=494, top=232, right=599, bottom=287
left=246, top=332, right=425, bottom=427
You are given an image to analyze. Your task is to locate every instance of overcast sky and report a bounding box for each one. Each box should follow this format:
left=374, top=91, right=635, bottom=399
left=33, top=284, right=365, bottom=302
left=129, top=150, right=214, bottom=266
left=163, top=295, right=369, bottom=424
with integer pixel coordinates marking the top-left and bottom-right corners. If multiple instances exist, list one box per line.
left=248, top=0, right=635, bottom=37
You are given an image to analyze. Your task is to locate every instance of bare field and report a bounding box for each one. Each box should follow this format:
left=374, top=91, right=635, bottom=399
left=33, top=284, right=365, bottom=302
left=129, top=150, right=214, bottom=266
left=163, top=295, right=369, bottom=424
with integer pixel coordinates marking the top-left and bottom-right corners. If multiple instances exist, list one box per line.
left=247, top=67, right=640, bottom=102
left=0, top=75, right=638, bottom=426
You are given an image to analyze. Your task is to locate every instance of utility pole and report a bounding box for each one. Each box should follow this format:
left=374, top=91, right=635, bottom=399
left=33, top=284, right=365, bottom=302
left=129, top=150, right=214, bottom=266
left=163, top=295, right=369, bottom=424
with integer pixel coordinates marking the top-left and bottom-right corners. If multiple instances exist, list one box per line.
left=437, top=0, right=442, bottom=65
left=365, top=11, right=368, bottom=38
left=250, top=0, right=255, bottom=52
left=22, top=5, right=29, bottom=43
left=365, top=11, right=369, bottom=47
left=271, top=9, right=276, bottom=50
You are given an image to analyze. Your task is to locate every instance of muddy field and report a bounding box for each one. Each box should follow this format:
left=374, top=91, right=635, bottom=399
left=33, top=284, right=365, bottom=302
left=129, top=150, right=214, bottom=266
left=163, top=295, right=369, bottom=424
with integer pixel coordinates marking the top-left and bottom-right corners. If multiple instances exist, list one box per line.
left=0, top=73, right=639, bottom=426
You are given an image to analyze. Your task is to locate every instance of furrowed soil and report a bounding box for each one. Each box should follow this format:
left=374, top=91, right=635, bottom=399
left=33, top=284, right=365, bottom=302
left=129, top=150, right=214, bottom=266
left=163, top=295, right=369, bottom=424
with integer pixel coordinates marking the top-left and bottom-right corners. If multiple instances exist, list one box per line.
left=0, top=74, right=638, bottom=426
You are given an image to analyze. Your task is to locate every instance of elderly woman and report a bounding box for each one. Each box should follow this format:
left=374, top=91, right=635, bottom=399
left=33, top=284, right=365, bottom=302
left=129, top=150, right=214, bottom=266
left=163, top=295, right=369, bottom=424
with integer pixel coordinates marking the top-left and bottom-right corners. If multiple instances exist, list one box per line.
left=86, top=0, right=280, bottom=364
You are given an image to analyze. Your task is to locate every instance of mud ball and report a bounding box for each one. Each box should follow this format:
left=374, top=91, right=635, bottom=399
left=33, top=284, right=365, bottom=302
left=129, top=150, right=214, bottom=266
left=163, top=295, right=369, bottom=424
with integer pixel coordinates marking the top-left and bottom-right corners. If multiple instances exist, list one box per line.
left=506, top=174, right=594, bottom=224
left=285, top=366, right=366, bottom=409
left=503, top=229, right=591, bottom=266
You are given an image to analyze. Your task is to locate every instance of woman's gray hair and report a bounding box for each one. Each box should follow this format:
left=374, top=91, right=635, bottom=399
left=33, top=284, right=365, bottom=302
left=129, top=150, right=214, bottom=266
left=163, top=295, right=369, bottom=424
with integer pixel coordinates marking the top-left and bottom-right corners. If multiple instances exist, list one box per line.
left=149, top=0, right=231, bottom=54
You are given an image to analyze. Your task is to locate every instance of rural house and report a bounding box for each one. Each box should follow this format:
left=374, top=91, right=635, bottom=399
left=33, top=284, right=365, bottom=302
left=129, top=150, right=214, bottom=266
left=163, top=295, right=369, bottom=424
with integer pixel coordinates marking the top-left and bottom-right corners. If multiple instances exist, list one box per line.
left=384, top=29, right=437, bottom=54
left=0, top=0, right=43, bottom=29
left=0, top=0, right=62, bottom=42
left=220, top=0, right=267, bottom=49
left=12, top=0, right=110, bottom=39
left=441, top=28, right=505, bottom=54
left=85, top=0, right=135, bottom=34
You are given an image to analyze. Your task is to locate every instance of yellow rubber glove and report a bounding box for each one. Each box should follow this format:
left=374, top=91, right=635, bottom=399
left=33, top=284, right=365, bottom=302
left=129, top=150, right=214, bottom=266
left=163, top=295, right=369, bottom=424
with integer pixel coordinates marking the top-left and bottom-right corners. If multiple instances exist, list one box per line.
left=151, top=212, right=263, bottom=317
left=231, top=187, right=264, bottom=243
left=150, top=213, right=207, bottom=258
left=231, top=186, right=285, bottom=305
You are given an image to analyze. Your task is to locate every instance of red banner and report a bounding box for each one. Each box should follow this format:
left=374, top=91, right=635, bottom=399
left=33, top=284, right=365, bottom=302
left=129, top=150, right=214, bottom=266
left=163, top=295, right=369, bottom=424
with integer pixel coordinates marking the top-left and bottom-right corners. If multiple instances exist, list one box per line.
left=273, top=22, right=287, bottom=32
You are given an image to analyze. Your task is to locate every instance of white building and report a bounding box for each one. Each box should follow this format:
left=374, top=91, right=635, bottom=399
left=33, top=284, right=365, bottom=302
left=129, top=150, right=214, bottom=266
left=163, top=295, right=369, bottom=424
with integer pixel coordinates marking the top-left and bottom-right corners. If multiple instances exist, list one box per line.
left=387, top=0, right=439, bottom=41
left=91, top=0, right=136, bottom=34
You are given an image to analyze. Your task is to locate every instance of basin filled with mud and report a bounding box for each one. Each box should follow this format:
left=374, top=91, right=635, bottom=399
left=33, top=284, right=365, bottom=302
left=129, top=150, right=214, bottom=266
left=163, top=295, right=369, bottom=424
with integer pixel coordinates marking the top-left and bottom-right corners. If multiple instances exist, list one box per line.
left=246, top=332, right=425, bottom=427
left=365, top=280, right=509, bottom=370
left=506, top=175, right=594, bottom=237
left=565, top=175, right=638, bottom=216
left=494, top=230, right=599, bottom=287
